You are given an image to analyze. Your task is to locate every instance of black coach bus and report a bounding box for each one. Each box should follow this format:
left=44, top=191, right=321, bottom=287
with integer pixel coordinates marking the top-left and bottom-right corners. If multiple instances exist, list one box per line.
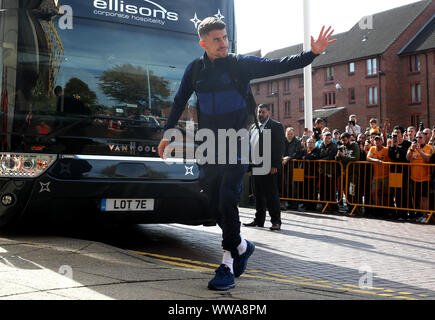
left=0, top=0, right=236, bottom=227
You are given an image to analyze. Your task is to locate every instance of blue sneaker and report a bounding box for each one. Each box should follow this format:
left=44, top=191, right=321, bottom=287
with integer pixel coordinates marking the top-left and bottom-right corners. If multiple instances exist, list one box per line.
left=208, top=264, right=235, bottom=290
left=233, top=240, right=255, bottom=278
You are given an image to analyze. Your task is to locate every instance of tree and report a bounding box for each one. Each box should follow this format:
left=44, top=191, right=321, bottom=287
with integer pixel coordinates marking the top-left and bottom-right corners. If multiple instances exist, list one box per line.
left=64, top=77, right=97, bottom=107
left=96, top=64, right=170, bottom=114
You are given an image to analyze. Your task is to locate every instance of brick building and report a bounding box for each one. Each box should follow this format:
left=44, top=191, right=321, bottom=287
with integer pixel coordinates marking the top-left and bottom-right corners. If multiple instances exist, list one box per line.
left=250, top=0, right=435, bottom=136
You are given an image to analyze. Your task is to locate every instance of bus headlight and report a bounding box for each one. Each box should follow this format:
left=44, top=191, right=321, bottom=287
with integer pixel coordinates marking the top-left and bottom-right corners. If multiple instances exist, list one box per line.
left=0, top=153, right=57, bottom=178
left=1, top=157, right=18, bottom=171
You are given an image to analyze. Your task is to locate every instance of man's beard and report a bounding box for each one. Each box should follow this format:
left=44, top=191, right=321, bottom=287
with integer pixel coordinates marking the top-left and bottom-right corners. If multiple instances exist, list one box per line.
left=258, top=116, right=266, bottom=123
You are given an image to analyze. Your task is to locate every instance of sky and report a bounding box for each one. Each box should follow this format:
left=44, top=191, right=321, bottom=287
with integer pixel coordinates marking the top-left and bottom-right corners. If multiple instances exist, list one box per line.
left=234, top=0, right=423, bottom=55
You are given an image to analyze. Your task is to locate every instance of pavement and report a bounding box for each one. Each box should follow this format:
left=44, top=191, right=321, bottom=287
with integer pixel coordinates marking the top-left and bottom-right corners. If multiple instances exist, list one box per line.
left=0, top=206, right=434, bottom=302
left=0, top=232, right=376, bottom=301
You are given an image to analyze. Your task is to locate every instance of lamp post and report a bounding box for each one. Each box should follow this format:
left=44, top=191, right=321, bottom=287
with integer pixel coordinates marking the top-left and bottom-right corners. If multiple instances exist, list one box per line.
left=303, top=0, right=313, bottom=131
left=145, top=64, right=176, bottom=113
left=146, top=64, right=152, bottom=110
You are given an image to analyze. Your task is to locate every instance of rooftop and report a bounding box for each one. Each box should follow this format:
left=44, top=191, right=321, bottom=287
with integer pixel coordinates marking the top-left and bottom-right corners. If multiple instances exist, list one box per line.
left=251, top=0, right=432, bottom=84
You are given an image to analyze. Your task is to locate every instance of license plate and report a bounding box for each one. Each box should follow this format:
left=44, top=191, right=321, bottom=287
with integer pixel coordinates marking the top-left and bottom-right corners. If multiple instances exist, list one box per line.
left=101, top=198, right=154, bottom=212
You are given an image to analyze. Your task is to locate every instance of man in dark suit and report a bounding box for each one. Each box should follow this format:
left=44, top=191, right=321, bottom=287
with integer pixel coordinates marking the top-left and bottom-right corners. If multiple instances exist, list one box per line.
left=245, top=104, right=285, bottom=231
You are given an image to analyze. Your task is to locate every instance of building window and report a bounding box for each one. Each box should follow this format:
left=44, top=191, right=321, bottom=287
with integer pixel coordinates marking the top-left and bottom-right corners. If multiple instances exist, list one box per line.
left=299, top=98, right=304, bottom=112
left=409, top=55, right=421, bottom=73
left=410, top=83, right=421, bottom=103
left=349, top=62, right=355, bottom=74
left=269, top=103, right=274, bottom=116
left=411, top=114, right=421, bottom=127
left=324, top=92, right=336, bottom=106
left=284, top=101, right=291, bottom=116
left=299, top=76, right=304, bottom=88
left=326, top=66, right=334, bottom=81
left=348, top=88, right=356, bottom=104
left=255, top=84, right=260, bottom=95
left=367, top=86, right=378, bottom=105
left=367, top=58, right=377, bottom=76
left=284, top=78, right=291, bottom=93
left=267, top=82, right=276, bottom=95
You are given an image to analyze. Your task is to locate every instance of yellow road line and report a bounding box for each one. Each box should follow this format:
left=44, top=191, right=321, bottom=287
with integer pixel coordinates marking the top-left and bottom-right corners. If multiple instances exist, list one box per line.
left=129, top=249, right=424, bottom=300
left=383, top=289, right=396, bottom=293
left=242, top=274, right=339, bottom=289
left=157, top=259, right=215, bottom=272
left=129, top=250, right=220, bottom=268
left=397, top=291, right=413, bottom=295
left=395, top=296, right=418, bottom=301
left=341, top=283, right=386, bottom=291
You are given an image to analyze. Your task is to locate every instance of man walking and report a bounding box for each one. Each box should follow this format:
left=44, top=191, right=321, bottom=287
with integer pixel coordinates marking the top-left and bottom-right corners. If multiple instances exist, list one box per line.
left=244, top=104, right=285, bottom=231
left=158, top=17, right=335, bottom=291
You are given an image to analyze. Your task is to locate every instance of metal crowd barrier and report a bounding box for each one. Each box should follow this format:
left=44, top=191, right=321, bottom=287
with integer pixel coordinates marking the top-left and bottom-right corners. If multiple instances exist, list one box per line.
left=345, top=162, right=435, bottom=224
left=280, top=160, right=344, bottom=214
left=279, top=160, right=435, bottom=224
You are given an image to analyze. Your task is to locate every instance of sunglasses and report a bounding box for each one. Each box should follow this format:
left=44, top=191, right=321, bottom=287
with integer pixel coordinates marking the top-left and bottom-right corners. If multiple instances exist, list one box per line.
left=417, top=136, right=424, bottom=139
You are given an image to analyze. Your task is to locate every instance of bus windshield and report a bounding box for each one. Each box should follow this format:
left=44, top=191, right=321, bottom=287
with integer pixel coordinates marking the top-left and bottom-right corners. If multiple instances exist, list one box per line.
left=0, top=0, right=235, bottom=157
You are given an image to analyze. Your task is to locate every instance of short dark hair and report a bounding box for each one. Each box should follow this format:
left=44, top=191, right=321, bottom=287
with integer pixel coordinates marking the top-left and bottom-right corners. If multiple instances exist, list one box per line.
left=370, top=118, right=377, bottom=124
left=315, top=118, right=324, bottom=124
left=258, top=104, right=270, bottom=111
left=393, top=125, right=405, bottom=133
left=197, top=17, right=226, bottom=38
left=340, top=132, right=351, bottom=140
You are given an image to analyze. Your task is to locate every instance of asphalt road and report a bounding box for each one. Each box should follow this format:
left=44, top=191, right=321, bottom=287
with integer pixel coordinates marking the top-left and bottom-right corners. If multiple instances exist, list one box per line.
left=68, top=207, right=435, bottom=299
left=2, top=206, right=434, bottom=301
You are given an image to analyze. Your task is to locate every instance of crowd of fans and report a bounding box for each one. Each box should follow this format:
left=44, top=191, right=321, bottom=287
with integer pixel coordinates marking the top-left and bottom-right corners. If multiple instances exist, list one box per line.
left=281, top=114, right=435, bottom=223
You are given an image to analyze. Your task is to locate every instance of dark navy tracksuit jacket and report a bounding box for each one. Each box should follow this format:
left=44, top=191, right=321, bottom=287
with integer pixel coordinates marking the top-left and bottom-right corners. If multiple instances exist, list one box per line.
left=165, top=51, right=318, bottom=134
left=165, top=50, right=318, bottom=254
